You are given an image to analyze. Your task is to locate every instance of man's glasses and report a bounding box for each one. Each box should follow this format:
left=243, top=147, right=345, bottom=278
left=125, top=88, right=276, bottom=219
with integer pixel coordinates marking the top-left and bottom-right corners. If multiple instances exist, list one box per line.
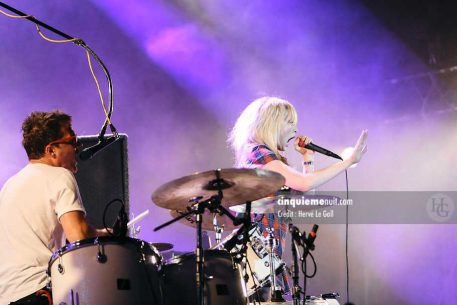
left=48, top=135, right=82, bottom=150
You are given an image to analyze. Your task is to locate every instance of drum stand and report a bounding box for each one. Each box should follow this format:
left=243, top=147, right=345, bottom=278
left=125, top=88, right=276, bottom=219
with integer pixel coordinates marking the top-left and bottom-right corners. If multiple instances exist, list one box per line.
left=154, top=170, right=243, bottom=305
left=213, top=219, right=223, bottom=245
left=265, top=228, right=285, bottom=302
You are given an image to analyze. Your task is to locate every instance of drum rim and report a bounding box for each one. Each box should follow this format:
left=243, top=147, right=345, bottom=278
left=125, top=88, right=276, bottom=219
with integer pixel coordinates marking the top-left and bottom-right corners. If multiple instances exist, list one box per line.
left=165, top=249, right=231, bottom=264
left=48, top=236, right=151, bottom=265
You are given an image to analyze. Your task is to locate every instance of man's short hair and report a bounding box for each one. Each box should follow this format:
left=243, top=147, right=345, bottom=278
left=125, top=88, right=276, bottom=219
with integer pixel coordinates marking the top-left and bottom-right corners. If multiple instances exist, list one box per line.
left=22, top=110, right=72, bottom=159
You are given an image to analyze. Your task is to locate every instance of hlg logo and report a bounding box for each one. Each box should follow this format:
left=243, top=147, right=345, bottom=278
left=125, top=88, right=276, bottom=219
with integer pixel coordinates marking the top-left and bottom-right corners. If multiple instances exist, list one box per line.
left=427, top=193, right=455, bottom=222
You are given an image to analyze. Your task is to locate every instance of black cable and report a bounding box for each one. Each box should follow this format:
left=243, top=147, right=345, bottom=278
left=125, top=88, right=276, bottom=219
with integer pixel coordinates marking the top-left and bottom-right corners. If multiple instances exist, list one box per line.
left=345, top=169, right=350, bottom=304
left=0, top=2, right=117, bottom=140
left=102, top=198, right=124, bottom=237
left=79, top=43, right=117, bottom=138
left=304, top=251, right=317, bottom=278
left=0, top=2, right=75, bottom=39
left=302, top=246, right=307, bottom=305
left=299, top=246, right=317, bottom=305
left=293, top=227, right=319, bottom=305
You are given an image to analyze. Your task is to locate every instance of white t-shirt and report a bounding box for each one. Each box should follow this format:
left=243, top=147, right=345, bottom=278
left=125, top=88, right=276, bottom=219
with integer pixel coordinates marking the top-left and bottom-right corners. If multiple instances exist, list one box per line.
left=0, top=163, right=86, bottom=304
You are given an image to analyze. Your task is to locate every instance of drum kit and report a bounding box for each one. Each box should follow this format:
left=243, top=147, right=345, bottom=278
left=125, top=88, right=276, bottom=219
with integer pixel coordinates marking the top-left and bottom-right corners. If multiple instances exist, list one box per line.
left=48, top=168, right=340, bottom=305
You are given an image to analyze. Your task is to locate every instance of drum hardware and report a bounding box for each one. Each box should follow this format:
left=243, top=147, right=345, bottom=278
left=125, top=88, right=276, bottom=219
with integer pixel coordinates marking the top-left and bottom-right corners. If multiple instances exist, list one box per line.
left=94, top=238, right=108, bottom=263
left=265, top=228, right=285, bottom=302
left=214, top=217, right=224, bottom=244
left=154, top=170, right=243, bottom=305
left=96, top=249, right=107, bottom=263
left=128, top=209, right=149, bottom=238
left=289, top=224, right=319, bottom=305
left=213, top=224, right=286, bottom=299
left=153, top=168, right=285, bottom=305
left=169, top=208, right=240, bottom=232
left=57, top=256, right=64, bottom=274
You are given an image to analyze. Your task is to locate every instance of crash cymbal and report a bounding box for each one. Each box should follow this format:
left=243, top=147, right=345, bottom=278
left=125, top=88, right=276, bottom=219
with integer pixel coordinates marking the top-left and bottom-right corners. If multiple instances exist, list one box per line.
left=152, top=168, right=285, bottom=210
left=229, top=194, right=340, bottom=214
left=170, top=209, right=239, bottom=231
left=150, top=242, right=174, bottom=252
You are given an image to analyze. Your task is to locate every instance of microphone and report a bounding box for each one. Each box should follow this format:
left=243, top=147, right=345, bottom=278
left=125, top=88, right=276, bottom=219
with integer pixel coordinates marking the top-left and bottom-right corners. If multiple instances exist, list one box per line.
left=298, top=139, right=343, bottom=160
left=289, top=224, right=304, bottom=246
left=79, top=135, right=119, bottom=161
left=304, top=224, right=319, bottom=250
left=112, top=204, right=128, bottom=237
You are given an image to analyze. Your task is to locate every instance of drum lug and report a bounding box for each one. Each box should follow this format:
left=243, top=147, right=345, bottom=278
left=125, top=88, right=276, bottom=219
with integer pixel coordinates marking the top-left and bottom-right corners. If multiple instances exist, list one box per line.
left=58, top=255, right=65, bottom=274
left=58, top=263, right=64, bottom=274
left=96, top=241, right=107, bottom=263
left=97, top=252, right=107, bottom=263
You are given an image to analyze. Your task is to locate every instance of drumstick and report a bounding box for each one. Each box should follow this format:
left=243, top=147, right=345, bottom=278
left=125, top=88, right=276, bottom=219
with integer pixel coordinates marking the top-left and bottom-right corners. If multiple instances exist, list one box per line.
left=127, top=209, right=149, bottom=228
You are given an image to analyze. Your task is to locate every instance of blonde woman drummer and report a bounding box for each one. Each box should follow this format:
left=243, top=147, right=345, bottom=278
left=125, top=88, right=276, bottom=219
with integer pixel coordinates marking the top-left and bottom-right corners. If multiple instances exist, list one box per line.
left=228, top=96, right=368, bottom=297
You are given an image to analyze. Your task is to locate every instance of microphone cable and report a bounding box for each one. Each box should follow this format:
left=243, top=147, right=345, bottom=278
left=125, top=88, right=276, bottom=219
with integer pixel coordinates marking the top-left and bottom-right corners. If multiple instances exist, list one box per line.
left=344, top=169, right=350, bottom=304
left=298, top=231, right=318, bottom=305
left=102, top=198, right=126, bottom=237
left=0, top=2, right=117, bottom=140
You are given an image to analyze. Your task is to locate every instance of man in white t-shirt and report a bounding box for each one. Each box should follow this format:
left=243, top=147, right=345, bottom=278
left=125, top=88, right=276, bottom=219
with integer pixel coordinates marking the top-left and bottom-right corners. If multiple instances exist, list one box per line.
left=0, top=111, right=109, bottom=305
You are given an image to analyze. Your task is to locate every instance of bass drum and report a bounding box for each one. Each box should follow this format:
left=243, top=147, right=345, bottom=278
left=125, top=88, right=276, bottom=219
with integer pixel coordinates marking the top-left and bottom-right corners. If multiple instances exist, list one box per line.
left=162, top=250, right=246, bottom=305
left=49, top=236, right=162, bottom=305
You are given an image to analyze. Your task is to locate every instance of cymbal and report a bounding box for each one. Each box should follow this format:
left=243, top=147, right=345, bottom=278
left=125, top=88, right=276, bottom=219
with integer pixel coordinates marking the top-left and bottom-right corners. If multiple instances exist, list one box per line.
left=152, top=168, right=285, bottom=210
left=170, top=209, right=239, bottom=231
left=230, top=194, right=340, bottom=214
left=150, top=242, right=174, bottom=252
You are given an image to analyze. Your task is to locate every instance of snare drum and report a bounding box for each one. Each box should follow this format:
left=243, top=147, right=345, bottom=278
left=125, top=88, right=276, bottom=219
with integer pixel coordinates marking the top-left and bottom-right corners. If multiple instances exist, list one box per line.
left=49, top=236, right=162, bottom=305
left=245, top=225, right=285, bottom=294
left=162, top=250, right=246, bottom=305
left=214, top=225, right=286, bottom=296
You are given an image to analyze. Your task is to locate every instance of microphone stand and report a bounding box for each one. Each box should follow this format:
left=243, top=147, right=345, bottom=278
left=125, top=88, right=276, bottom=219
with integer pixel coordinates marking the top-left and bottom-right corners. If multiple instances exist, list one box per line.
left=0, top=2, right=117, bottom=140
left=0, top=2, right=77, bottom=40
left=291, top=239, right=301, bottom=305
left=288, top=224, right=319, bottom=305
left=113, top=203, right=128, bottom=238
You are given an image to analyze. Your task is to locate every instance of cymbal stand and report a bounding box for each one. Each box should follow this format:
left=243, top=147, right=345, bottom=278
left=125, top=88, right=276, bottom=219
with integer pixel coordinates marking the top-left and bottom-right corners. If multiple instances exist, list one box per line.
left=154, top=170, right=243, bottom=305
left=195, top=170, right=250, bottom=305
left=153, top=197, right=208, bottom=305
left=195, top=200, right=206, bottom=305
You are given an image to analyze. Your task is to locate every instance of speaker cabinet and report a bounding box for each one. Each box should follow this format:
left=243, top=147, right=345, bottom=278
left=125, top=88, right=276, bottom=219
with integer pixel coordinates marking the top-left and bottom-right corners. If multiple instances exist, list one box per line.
left=75, top=134, right=129, bottom=228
